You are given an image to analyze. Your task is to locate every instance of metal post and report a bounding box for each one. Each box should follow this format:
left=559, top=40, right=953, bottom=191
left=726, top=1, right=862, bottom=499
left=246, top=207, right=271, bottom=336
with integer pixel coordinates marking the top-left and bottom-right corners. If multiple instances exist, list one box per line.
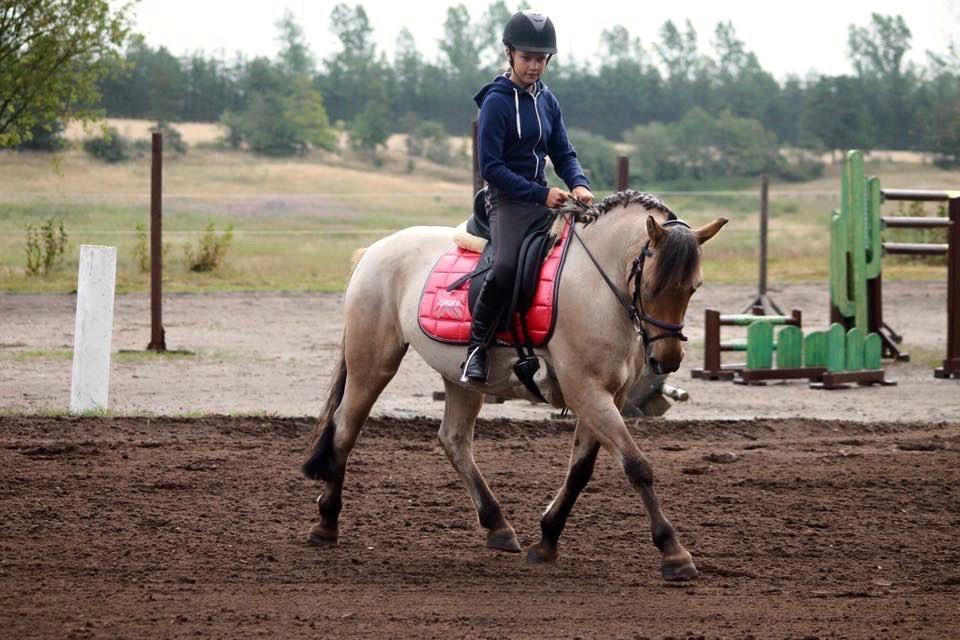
left=471, top=120, right=483, bottom=195
left=937, top=197, right=960, bottom=378
left=759, top=175, right=769, bottom=296
left=616, top=156, right=628, bottom=192
left=743, top=176, right=782, bottom=314
left=147, top=133, right=166, bottom=352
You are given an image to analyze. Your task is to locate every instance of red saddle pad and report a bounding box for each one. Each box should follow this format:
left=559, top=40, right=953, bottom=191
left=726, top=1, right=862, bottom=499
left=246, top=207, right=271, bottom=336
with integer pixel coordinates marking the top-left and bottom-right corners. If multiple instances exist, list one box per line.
left=418, top=220, right=571, bottom=346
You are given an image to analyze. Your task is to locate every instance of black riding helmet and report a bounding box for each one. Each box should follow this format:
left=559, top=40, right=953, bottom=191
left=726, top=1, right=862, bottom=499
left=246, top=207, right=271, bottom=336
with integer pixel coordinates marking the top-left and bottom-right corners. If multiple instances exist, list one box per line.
left=502, top=11, right=557, bottom=54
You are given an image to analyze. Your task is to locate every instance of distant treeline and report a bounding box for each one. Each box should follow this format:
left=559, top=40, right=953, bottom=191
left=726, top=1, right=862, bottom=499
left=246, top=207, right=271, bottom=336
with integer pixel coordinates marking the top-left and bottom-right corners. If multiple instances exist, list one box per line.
left=93, top=3, right=960, bottom=175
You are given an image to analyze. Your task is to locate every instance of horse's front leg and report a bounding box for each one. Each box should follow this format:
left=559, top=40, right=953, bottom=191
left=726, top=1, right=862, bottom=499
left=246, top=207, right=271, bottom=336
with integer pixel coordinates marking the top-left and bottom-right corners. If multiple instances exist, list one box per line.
left=527, top=420, right=600, bottom=563
left=569, top=389, right=698, bottom=581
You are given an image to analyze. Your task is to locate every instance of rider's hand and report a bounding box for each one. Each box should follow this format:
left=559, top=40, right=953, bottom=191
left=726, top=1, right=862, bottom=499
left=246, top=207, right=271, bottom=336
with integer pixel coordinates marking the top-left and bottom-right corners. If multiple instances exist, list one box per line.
left=545, top=187, right=570, bottom=208
left=572, top=186, right=594, bottom=206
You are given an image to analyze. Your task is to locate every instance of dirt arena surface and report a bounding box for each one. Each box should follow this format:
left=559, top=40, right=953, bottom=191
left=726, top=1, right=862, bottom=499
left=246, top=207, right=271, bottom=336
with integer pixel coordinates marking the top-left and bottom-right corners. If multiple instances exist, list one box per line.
left=1, top=414, right=958, bottom=639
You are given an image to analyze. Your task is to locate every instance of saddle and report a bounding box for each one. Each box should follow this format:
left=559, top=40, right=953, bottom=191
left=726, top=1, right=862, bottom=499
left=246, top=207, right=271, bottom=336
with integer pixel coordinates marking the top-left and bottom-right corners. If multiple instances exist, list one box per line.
left=418, top=188, right=574, bottom=401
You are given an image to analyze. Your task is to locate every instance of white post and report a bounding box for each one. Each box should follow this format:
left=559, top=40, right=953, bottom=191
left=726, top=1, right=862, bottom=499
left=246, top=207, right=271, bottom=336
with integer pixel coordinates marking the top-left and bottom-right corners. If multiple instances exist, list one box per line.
left=70, top=245, right=117, bottom=414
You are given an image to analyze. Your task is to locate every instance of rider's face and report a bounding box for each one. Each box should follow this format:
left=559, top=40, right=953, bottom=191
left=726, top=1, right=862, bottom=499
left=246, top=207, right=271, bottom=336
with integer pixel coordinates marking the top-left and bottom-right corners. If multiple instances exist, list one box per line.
left=510, top=50, right=549, bottom=84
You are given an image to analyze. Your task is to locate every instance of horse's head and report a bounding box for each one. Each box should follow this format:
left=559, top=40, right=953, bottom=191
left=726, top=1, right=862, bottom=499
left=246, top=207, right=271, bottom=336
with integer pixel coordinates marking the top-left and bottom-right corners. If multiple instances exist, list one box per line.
left=637, top=214, right=727, bottom=374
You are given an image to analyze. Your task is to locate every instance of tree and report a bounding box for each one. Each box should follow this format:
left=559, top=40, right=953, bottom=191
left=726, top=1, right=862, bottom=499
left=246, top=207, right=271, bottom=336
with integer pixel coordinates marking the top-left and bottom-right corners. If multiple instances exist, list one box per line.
left=0, top=0, right=131, bottom=147
left=476, top=0, right=512, bottom=71
left=321, top=3, right=385, bottom=124
left=392, top=28, right=424, bottom=122
left=276, top=9, right=314, bottom=77
left=848, top=14, right=915, bottom=147
left=222, top=13, right=336, bottom=156
left=349, top=99, right=390, bottom=151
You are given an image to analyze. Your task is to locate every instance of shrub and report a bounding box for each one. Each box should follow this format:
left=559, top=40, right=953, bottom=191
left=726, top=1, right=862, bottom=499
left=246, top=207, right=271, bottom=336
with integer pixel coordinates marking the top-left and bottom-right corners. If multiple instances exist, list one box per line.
left=183, top=223, right=233, bottom=272
left=25, top=218, right=68, bottom=276
left=150, top=122, right=187, bottom=154
left=17, top=119, right=68, bottom=151
left=406, top=120, right=451, bottom=165
left=83, top=127, right=130, bottom=163
left=132, top=223, right=171, bottom=273
left=349, top=100, right=390, bottom=152
left=567, top=129, right=617, bottom=190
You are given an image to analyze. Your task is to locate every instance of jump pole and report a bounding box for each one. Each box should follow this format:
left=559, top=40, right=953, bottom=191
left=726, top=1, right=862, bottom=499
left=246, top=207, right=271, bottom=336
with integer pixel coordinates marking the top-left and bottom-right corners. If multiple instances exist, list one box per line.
left=744, top=175, right=783, bottom=314
left=70, top=245, right=117, bottom=413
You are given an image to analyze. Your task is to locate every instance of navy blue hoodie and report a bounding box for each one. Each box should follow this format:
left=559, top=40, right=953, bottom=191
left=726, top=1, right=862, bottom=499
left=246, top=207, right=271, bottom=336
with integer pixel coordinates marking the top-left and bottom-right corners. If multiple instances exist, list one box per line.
left=473, top=75, right=589, bottom=204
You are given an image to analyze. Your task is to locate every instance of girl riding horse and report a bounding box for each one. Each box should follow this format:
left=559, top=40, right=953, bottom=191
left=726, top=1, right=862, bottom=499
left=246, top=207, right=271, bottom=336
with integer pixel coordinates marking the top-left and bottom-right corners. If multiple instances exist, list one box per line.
left=462, top=10, right=595, bottom=383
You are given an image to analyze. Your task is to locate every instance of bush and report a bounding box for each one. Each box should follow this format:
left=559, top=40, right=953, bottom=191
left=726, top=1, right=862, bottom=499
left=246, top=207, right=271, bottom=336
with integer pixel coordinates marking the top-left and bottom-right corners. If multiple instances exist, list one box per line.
left=83, top=127, right=130, bottom=163
left=567, top=129, right=617, bottom=190
left=150, top=122, right=187, bottom=154
left=406, top=120, right=451, bottom=164
left=183, top=223, right=233, bottom=272
left=17, top=119, right=68, bottom=151
left=25, top=218, right=68, bottom=276
left=349, top=100, right=390, bottom=152
left=132, top=223, right=171, bottom=272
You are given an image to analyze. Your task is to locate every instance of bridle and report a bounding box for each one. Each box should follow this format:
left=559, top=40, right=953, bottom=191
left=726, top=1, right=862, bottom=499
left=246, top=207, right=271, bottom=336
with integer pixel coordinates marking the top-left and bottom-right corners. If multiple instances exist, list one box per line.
left=566, top=200, right=690, bottom=348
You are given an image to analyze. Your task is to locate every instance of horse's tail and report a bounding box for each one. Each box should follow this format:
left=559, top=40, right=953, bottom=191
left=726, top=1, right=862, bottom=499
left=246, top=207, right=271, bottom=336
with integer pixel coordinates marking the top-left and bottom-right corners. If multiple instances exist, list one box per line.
left=302, top=335, right=347, bottom=481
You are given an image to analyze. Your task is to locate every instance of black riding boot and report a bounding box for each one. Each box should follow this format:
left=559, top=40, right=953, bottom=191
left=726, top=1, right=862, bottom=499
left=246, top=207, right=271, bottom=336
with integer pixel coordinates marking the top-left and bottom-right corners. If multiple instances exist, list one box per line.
left=460, top=277, right=505, bottom=383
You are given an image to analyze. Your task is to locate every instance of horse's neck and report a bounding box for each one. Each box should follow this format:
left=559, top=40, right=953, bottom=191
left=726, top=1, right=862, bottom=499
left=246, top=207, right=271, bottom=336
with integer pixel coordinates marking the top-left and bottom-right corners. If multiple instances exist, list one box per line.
left=578, top=208, right=652, bottom=277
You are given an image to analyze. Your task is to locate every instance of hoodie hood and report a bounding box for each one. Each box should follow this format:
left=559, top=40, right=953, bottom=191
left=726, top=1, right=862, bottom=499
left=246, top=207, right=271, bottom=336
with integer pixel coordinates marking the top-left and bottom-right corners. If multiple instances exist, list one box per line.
left=473, top=74, right=543, bottom=108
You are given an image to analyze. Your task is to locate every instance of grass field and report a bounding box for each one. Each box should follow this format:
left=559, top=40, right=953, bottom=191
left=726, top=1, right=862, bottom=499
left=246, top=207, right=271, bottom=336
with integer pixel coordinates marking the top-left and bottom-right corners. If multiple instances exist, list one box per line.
left=2, top=124, right=958, bottom=293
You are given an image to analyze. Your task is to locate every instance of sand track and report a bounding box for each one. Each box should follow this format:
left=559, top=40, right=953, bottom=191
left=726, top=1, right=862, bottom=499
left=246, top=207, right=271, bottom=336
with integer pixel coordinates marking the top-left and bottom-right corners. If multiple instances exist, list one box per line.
left=1, top=415, right=958, bottom=639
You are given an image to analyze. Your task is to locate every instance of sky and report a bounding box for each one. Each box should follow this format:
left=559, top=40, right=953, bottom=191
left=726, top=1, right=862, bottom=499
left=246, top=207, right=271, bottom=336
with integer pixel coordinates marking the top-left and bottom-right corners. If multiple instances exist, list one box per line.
left=131, top=0, right=960, bottom=79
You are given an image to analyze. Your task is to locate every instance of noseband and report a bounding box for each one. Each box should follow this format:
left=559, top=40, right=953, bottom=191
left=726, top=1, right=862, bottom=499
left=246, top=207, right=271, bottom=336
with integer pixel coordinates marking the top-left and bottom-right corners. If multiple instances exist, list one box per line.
left=567, top=204, right=690, bottom=349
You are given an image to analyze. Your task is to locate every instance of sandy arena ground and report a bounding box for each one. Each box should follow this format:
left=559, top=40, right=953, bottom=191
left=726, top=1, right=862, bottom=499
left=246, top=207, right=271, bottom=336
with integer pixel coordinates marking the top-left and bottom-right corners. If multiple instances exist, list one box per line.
left=0, top=414, right=957, bottom=639
left=1, top=283, right=957, bottom=420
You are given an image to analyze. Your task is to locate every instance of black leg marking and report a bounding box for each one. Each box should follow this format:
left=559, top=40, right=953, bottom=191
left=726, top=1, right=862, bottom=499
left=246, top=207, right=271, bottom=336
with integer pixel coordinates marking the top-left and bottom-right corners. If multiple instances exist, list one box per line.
left=622, top=455, right=654, bottom=489
left=302, top=420, right=340, bottom=481
left=540, top=442, right=600, bottom=544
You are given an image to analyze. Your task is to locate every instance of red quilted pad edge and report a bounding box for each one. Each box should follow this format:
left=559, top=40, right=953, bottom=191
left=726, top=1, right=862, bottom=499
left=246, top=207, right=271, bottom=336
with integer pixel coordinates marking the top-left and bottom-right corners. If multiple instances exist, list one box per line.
left=418, top=221, right=571, bottom=347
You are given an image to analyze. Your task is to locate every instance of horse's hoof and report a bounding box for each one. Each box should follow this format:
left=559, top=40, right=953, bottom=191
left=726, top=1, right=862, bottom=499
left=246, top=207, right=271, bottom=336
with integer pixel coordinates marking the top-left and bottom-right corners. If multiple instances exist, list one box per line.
left=307, top=522, right=339, bottom=546
left=526, top=541, right=558, bottom=564
left=486, top=527, right=521, bottom=553
left=661, top=558, right=699, bottom=581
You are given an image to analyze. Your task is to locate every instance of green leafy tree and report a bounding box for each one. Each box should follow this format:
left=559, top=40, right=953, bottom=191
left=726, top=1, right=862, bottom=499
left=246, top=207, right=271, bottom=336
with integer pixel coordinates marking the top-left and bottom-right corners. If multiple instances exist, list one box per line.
left=565, top=129, right=617, bottom=189
left=0, top=0, right=131, bottom=147
left=321, top=4, right=388, bottom=125
left=848, top=13, right=915, bottom=148
left=222, top=13, right=336, bottom=156
left=625, top=121, right=680, bottom=182
left=800, top=76, right=873, bottom=156
left=392, top=28, right=424, bottom=121
left=350, top=99, right=390, bottom=151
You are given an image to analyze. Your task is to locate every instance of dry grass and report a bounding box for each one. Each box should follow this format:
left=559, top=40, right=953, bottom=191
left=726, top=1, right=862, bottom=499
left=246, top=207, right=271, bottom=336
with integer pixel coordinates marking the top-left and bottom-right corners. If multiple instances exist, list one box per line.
left=63, top=118, right=225, bottom=145
left=2, top=141, right=958, bottom=293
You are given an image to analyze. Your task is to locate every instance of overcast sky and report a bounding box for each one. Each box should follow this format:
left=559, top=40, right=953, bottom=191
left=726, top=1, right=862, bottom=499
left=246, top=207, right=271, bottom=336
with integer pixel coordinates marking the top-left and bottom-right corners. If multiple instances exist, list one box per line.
left=131, top=0, right=960, bottom=79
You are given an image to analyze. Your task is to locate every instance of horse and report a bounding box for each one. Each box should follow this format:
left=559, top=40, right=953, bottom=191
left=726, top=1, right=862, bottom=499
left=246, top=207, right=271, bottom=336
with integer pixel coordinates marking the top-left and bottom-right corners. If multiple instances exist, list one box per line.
left=302, top=190, right=727, bottom=581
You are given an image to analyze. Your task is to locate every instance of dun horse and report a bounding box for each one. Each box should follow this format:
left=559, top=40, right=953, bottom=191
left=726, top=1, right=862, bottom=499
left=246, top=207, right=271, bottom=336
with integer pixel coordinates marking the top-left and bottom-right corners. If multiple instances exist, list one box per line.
left=303, top=191, right=726, bottom=581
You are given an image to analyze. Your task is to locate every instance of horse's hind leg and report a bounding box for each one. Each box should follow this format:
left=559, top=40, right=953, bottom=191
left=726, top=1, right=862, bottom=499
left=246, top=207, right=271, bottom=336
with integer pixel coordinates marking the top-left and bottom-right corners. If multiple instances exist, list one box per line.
left=304, top=326, right=407, bottom=545
left=437, top=378, right=521, bottom=553
left=527, top=420, right=600, bottom=564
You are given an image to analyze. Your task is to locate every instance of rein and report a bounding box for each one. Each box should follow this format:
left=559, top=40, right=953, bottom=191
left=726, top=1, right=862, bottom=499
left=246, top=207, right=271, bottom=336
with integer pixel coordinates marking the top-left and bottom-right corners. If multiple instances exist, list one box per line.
left=566, top=199, right=690, bottom=347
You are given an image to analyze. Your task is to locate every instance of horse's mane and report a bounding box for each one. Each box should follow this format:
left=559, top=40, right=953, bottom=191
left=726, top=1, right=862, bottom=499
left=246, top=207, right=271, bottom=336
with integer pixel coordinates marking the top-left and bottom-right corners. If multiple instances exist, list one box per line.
left=574, top=190, right=697, bottom=295
left=575, top=189, right=674, bottom=225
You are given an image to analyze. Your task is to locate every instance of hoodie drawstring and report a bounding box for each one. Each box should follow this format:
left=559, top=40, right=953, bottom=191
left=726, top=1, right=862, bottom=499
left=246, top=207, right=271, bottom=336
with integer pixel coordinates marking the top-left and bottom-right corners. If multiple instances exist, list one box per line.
left=513, top=89, right=521, bottom=139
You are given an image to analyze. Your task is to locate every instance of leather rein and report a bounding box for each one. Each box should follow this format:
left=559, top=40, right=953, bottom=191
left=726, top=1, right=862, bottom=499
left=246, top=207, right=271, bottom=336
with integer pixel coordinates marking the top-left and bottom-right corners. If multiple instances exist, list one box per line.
left=566, top=199, right=690, bottom=348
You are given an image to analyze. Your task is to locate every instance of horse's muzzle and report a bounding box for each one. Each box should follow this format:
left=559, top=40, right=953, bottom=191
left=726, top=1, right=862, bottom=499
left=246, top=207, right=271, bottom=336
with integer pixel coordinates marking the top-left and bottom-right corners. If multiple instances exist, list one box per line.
left=648, top=356, right=680, bottom=375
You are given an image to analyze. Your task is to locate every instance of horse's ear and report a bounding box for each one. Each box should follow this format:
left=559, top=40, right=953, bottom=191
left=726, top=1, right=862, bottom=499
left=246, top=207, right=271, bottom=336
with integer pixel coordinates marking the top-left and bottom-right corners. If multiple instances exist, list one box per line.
left=694, top=217, right=728, bottom=245
left=646, top=215, right=666, bottom=246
